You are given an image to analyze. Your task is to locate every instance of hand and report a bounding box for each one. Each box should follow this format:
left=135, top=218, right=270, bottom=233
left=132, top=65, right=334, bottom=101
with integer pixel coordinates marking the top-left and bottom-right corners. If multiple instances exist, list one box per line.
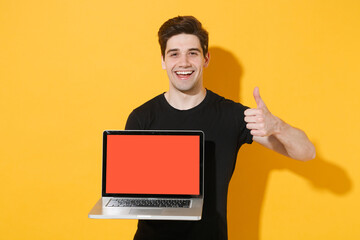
left=244, top=87, right=280, bottom=137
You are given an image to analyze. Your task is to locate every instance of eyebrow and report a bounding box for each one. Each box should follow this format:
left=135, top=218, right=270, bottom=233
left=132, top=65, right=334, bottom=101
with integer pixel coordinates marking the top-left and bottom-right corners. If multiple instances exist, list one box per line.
left=166, top=48, right=202, bottom=55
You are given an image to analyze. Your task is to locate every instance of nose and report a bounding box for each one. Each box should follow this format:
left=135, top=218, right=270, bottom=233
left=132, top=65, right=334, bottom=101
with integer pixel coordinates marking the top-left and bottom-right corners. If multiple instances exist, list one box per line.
left=178, top=54, right=191, bottom=68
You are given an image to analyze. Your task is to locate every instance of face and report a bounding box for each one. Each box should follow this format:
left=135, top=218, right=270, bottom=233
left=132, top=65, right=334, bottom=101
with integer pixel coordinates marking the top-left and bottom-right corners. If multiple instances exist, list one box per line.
left=161, top=34, right=210, bottom=94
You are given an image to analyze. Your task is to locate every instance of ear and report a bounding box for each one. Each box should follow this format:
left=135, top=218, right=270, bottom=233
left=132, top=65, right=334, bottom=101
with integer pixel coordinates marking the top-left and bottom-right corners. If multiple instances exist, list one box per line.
left=203, top=52, right=210, bottom=68
left=161, top=55, right=166, bottom=69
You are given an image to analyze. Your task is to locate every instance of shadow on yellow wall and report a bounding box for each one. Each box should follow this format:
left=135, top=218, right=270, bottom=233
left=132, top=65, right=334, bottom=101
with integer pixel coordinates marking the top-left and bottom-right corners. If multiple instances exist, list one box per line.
left=204, top=47, right=352, bottom=240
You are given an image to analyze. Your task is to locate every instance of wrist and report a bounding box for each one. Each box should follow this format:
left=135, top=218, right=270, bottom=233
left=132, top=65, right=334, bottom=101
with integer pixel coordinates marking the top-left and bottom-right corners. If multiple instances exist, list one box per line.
left=273, top=116, right=287, bottom=136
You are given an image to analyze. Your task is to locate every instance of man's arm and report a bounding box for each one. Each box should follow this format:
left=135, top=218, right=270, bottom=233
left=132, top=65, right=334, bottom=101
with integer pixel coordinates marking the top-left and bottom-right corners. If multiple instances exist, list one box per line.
left=244, top=87, right=316, bottom=161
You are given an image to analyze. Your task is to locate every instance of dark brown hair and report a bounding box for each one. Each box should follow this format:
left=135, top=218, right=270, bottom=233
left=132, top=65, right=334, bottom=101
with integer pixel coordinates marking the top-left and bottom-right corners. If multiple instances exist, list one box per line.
left=158, top=16, right=209, bottom=58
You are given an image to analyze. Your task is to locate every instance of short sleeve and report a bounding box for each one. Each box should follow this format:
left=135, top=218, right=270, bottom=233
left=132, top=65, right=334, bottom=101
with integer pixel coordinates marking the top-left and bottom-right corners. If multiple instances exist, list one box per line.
left=125, top=110, right=142, bottom=130
left=235, top=104, right=253, bottom=146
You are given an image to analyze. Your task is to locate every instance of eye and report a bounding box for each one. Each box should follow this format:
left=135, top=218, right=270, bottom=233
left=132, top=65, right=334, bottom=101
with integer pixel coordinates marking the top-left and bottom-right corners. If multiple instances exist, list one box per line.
left=189, top=51, right=198, bottom=56
left=169, top=52, right=178, bottom=57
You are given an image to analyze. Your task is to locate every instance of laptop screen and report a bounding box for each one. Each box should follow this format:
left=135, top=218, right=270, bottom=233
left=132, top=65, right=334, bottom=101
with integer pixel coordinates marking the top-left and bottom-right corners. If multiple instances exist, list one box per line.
left=102, top=131, right=204, bottom=197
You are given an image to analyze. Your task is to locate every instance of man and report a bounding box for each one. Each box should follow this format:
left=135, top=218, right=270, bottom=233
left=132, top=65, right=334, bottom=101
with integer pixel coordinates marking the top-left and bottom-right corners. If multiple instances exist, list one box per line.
left=125, top=16, right=315, bottom=240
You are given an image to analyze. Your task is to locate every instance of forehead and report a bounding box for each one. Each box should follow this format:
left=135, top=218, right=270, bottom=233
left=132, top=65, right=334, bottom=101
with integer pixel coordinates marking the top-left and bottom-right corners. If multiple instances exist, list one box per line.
left=166, top=33, right=202, bottom=51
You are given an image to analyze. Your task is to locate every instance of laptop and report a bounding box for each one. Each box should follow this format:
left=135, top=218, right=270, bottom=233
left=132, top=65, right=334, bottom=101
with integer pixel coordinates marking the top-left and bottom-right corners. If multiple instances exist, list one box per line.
left=88, top=130, right=204, bottom=220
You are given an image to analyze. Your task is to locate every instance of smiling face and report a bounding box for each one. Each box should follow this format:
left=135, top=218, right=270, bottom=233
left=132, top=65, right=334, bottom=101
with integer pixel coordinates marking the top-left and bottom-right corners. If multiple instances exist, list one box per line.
left=161, top=34, right=210, bottom=95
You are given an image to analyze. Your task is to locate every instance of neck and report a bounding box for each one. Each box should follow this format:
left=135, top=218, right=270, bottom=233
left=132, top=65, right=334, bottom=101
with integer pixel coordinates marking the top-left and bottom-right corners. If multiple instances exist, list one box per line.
left=164, top=87, right=207, bottom=110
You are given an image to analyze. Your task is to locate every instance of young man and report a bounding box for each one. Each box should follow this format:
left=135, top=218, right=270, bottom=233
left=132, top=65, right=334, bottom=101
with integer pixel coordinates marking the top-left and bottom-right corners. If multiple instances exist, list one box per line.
left=125, top=16, right=315, bottom=240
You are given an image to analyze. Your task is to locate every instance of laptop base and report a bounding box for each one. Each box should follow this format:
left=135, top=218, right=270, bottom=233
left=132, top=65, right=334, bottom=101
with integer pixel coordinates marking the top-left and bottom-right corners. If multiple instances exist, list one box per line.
left=88, top=198, right=203, bottom=220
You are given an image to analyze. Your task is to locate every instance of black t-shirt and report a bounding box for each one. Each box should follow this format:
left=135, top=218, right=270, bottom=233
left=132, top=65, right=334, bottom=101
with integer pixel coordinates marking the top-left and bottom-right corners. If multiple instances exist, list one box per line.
left=125, top=90, right=253, bottom=240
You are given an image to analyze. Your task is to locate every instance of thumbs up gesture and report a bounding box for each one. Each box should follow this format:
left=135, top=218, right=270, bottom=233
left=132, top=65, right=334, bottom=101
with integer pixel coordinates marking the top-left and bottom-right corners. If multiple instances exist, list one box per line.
left=244, top=87, right=279, bottom=137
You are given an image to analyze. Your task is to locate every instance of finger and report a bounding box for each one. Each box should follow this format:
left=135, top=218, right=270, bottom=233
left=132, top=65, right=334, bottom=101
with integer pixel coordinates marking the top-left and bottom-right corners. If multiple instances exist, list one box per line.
left=244, top=116, right=264, bottom=123
left=246, top=123, right=257, bottom=130
left=253, top=87, right=265, bottom=108
left=250, top=129, right=267, bottom=136
left=244, top=108, right=263, bottom=116
left=246, top=122, right=265, bottom=130
left=244, top=116, right=258, bottom=123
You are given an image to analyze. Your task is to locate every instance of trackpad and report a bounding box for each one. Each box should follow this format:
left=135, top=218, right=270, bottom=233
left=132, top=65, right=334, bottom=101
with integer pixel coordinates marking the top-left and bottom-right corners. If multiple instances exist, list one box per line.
left=130, top=209, right=163, bottom=215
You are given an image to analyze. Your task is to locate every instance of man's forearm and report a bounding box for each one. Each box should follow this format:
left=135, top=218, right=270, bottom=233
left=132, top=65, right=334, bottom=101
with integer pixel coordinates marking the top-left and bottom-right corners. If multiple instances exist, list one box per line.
left=272, top=118, right=316, bottom=161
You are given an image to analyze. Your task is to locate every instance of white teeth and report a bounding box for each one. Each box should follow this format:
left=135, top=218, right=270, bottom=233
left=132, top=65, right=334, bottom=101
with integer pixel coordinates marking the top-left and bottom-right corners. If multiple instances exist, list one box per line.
left=176, top=71, right=193, bottom=75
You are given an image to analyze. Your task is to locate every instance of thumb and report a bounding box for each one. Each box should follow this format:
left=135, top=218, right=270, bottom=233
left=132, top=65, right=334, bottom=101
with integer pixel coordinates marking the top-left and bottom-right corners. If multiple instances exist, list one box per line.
left=253, top=87, right=265, bottom=108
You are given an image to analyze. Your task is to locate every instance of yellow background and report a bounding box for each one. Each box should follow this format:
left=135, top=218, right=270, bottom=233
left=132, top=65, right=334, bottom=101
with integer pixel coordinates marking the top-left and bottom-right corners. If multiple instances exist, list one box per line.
left=1, top=0, right=359, bottom=239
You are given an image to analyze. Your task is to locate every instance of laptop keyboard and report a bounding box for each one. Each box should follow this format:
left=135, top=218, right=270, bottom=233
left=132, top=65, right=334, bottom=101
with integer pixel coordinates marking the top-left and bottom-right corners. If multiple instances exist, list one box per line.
left=106, top=199, right=191, bottom=208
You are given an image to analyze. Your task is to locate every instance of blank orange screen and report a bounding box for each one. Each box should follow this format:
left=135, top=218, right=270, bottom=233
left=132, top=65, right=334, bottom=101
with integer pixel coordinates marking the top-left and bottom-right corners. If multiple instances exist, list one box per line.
left=106, top=135, right=200, bottom=195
